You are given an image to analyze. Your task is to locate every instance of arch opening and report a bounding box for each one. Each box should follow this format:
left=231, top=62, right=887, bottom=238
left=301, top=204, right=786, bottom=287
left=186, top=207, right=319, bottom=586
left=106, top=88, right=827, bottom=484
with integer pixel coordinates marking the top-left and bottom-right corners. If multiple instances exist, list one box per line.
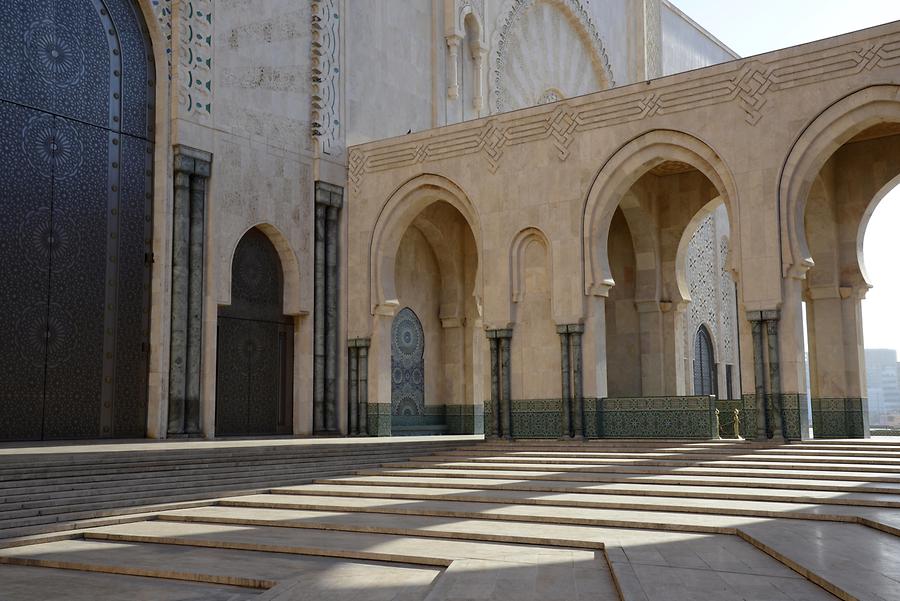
left=215, top=228, right=294, bottom=437
left=784, top=96, right=900, bottom=437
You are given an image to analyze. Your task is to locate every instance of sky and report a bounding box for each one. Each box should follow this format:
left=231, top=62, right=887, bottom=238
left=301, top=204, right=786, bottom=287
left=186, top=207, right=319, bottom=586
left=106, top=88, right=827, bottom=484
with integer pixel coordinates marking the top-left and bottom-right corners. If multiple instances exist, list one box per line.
left=670, top=1, right=900, bottom=354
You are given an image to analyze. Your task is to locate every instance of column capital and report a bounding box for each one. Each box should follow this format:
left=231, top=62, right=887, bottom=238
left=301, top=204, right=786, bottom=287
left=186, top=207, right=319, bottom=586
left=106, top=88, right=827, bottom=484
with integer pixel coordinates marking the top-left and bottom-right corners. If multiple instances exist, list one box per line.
left=746, top=309, right=780, bottom=322
left=315, top=181, right=344, bottom=208
left=486, top=328, right=513, bottom=339
left=173, top=145, right=212, bottom=177
left=348, top=337, right=371, bottom=348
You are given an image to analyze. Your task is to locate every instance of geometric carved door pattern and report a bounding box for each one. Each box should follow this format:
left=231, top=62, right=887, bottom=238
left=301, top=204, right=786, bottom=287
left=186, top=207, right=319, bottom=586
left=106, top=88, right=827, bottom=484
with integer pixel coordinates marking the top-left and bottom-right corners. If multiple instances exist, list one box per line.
left=391, top=307, right=425, bottom=418
left=0, top=0, right=155, bottom=440
left=216, top=228, right=293, bottom=436
left=693, top=325, right=716, bottom=397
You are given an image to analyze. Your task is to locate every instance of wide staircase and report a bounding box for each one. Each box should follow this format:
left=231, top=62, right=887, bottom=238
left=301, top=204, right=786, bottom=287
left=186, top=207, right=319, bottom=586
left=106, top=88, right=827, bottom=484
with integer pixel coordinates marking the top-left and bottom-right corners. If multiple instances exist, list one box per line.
left=0, top=437, right=471, bottom=540
left=3, top=438, right=900, bottom=600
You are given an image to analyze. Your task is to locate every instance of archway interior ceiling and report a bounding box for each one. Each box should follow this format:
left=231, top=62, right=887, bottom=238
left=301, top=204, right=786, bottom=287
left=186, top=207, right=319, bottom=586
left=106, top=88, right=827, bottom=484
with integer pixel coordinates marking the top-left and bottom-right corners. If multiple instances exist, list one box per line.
left=0, top=0, right=155, bottom=441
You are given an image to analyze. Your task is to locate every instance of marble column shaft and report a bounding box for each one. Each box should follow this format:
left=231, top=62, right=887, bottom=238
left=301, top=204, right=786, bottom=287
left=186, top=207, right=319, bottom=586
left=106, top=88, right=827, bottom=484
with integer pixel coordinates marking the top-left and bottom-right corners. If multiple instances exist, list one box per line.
left=359, top=343, right=369, bottom=435
left=765, top=314, right=786, bottom=439
left=750, top=316, right=768, bottom=440
left=168, top=146, right=210, bottom=436
left=571, top=326, right=585, bottom=438
left=348, top=345, right=358, bottom=435
left=324, top=205, right=339, bottom=432
left=314, top=183, right=343, bottom=434
left=488, top=336, right=500, bottom=438
left=558, top=327, right=572, bottom=437
left=313, top=204, right=326, bottom=432
left=499, top=332, right=513, bottom=440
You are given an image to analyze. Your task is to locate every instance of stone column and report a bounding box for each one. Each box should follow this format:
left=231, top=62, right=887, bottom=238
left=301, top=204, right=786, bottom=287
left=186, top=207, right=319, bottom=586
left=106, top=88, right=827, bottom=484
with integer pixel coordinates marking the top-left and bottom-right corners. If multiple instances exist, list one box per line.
left=168, top=146, right=211, bottom=437
left=660, top=301, right=688, bottom=396
left=636, top=301, right=665, bottom=395
left=748, top=314, right=768, bottom=440
left=499, top=330, right=513, bottom=440
left=558, top=326, right=572, bottom=438
left=358, top=341, right=370, bottom=435
left=313, top=203, right=326, bottom=432
left=487, top=333, right=500, bottom=438
left=570, top=324, right=585, bottom=439
left=446, top=35, right=461, bottom=99
left=348, top=343, right=358, bottom=436
left=347, top=337, right=371, bottom=436
left=314, top=183, right=343, bottom=434
left=765, top=311, right=787, bottom=440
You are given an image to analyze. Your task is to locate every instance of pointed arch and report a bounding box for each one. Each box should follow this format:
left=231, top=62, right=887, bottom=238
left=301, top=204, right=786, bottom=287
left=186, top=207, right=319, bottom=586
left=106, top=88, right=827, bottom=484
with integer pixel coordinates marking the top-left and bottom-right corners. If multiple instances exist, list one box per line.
left=509, top=227, right=553, bottom=306
left=779, top=85, right=900, bottom=278
left=582, top=130, right=739, bottom=298
left=369, top=174, right=483, bottom=314
left=220, top=222, right=303, bottom=316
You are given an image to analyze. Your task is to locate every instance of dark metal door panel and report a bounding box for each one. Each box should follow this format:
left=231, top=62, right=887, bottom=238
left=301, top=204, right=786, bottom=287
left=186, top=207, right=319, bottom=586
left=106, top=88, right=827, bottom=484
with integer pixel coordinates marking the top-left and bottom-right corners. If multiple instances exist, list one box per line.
left=0, top=0, right=113, bottom=131
left=41, top=117, right=109, bottom=439
left=245, top=319, right=280, bottom=435
left=0, top=101, right=54, bottom=441
left=216, top=317, right=250, bottom=436
left=216, top=318, right=289, bottom=436
left=113, top=133, right=152, bottom=437
left=216, top=229, right=294, bottom=437
left=104, top=0, right=154, bottom=139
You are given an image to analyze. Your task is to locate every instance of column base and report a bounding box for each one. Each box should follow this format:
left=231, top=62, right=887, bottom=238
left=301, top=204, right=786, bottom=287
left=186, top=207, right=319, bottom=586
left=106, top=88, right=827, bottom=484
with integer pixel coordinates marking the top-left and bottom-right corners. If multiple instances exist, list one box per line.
left=811, top=398, right=869, bottom=438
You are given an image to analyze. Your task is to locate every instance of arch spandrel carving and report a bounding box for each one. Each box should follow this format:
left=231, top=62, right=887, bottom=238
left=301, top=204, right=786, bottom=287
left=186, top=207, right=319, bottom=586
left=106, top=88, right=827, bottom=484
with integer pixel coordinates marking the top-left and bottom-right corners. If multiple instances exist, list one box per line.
left=490, top=0, right=614, bottom=113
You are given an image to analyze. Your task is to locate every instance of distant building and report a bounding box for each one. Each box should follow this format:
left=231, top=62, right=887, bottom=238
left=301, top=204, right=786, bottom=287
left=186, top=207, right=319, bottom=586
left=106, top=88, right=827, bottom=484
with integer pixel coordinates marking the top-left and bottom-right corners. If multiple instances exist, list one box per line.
left=866, top=349, right=900, bottom=426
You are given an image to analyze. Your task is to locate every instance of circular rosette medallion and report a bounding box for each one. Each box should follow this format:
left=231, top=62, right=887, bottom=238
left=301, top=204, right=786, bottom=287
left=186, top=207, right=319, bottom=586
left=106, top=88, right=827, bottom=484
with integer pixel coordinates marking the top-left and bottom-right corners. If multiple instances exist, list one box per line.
left=17, top=303, right=77, bottom=368
left=24, top=19, right=85, bottom=88
left=392, top=308, right=424, bottom=359
left=22, top=114, right=83, bottom=180
left=19, top=206, right=79, bottom=272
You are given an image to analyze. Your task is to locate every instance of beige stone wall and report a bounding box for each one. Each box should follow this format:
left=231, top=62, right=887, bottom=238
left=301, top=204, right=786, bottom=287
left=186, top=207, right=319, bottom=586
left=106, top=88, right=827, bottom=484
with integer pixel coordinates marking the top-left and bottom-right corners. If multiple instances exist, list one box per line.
left=510, top=237, right=560, bottom=399
left=349, top=22, right=900, bottom=412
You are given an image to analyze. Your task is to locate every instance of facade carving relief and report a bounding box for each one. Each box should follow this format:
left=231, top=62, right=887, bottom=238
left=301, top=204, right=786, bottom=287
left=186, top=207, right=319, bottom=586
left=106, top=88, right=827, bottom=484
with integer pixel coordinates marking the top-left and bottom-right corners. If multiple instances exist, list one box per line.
left=490, top=0, right=614, bottom=112
left=311, top=0, right=342, bottom=156
left=350, top=28, right=900, bottom=193
left=175, top=0, right=213, bottom=119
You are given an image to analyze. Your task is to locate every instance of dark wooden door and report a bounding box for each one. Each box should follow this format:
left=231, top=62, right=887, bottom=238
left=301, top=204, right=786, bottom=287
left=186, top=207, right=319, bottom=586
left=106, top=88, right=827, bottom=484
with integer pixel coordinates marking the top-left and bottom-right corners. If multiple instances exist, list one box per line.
left=0, top=0, right=154, bottom=440
left=216, top=229, right=294, bottom=436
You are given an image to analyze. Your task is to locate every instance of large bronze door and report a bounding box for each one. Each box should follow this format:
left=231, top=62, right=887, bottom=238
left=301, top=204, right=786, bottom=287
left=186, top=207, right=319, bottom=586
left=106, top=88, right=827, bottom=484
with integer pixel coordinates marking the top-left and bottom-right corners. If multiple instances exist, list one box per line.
left=216, top=229, right=294, bottom=436
left=0, top=0, right=154, bottom=440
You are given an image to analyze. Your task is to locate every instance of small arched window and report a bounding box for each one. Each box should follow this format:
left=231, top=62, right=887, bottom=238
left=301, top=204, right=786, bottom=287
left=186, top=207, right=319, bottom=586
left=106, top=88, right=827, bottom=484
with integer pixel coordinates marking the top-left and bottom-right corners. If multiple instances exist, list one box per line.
left=694, top=325, right=717, bottom=396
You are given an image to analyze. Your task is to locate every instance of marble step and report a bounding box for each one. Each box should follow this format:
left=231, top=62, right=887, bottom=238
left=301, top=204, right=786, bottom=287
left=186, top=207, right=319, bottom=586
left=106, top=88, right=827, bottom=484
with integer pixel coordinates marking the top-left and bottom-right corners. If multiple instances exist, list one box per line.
left=159, top=505, right=607, bottom=548
left=318, top=474, right=900, bottom=508
left=0, top=538, right=443, bottom=598
left=0, top=452, right=448, bottom=490
left=377, top=460, right=900, bottom=483
left=0, top=440, right=466, bottom=470
left=0, top=455, right=429, bottom=504
left=0, top=564, right=260, bottom=601
left=267, top=482, right=878, bottom=523
left=82, top=519, right=599, bottom=567
left=362, top=467, right=900, bottom=494
left=428, top=449, right=900, bottom=466
left=218, top=492, right=764, bottom=534
left=414, top=453, right=900, bottom=473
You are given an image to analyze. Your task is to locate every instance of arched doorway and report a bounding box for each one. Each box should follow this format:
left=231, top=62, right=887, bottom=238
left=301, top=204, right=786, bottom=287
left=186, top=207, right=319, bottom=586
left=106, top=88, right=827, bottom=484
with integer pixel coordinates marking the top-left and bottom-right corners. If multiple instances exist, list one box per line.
left=216, top=228, right=294, bottom=436
left=0, top=0, right=155, bottom=440
left=693, top=326, right=716, bottom=396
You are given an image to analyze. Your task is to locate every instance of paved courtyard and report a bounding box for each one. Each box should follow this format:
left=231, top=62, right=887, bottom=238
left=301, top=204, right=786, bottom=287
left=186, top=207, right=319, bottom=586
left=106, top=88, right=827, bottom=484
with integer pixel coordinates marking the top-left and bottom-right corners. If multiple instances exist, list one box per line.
left=2, top=437, right=900, bottom=600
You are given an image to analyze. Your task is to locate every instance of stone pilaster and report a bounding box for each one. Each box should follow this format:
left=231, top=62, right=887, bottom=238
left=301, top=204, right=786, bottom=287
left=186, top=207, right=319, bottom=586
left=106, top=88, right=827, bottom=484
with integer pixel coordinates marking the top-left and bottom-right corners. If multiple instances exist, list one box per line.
left=486, top=328, right=513, bottom=439
left=557, top=326, right=571, bottom=437
left=347, top=338, right=370, bottom=436
left=314, top=182, right=343, bottom=434
left=168, top=145, right=211, bottom=437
